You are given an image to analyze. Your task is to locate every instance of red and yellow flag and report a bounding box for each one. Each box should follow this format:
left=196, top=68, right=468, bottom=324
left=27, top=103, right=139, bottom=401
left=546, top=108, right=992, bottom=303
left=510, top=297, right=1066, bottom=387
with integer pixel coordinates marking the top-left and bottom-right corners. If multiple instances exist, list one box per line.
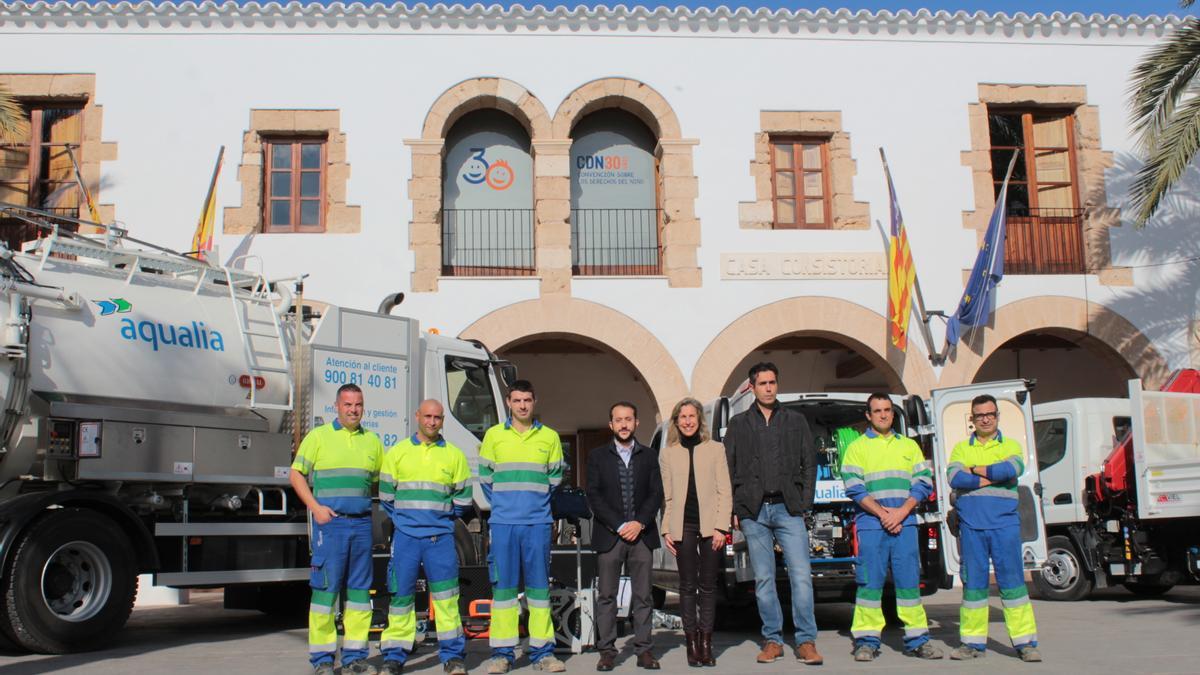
left=884, top=163, right=916, bottom=351
left=191, top=146, right=225, bottom=259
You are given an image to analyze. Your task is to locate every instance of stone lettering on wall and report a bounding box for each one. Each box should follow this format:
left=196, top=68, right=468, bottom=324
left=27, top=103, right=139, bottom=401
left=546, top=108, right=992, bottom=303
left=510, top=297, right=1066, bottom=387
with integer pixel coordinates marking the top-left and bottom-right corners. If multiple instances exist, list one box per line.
left=721, top=252, right=886, bottom=280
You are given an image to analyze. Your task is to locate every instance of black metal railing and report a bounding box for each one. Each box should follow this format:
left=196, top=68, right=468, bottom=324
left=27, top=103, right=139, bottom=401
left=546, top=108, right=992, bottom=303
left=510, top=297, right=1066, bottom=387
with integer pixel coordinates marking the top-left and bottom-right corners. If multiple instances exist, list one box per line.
left=571, top=208, right=662, bottom=276
left=0, top=205, right=80, bottom=252
left=1004, top=207, right=1086, bottom=275
left=441, top=209, right=535, bottom=276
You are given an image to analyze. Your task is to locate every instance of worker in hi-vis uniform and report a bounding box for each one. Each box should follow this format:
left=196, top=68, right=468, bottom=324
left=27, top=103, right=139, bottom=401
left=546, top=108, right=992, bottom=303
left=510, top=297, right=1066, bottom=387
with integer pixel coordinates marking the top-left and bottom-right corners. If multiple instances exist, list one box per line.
left=378, top=399, right=472, bottom=675
left=840, top=393, right=943, bottom=662
left=290, top=383, right=384, bottom=675
left=478, top=380, right=567, bottom=674
left=946, top=393, right=1042, bottom=663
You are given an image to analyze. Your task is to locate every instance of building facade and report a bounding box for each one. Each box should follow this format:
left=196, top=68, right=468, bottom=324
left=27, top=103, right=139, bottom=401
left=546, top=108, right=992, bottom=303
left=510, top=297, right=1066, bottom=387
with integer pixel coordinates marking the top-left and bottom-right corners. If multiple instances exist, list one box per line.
left=1, top=2, right=1193, bottom=468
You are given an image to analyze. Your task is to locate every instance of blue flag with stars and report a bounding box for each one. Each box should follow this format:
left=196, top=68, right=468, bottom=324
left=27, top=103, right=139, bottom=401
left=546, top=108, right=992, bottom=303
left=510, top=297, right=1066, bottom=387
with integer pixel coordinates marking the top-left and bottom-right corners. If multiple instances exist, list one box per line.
left=945, top=152, right=1018, bottom=347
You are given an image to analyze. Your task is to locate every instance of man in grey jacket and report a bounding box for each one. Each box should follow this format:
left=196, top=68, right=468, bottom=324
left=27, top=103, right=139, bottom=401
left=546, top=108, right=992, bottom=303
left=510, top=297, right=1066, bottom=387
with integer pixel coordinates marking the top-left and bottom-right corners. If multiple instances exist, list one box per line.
left=724, top=362, right=821, bottom=666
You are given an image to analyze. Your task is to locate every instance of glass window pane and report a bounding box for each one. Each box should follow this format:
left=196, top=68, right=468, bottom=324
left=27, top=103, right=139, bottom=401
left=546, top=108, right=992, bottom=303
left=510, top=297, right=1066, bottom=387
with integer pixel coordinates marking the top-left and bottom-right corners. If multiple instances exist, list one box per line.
left=270, top=172, right=291, bottom=198
left=773, top=143, right=793, bottom=170
left=805, top=198, right=826, bottom=224
left=988, top=113, right=1024, bottom=147
left=991, top=149, right=1026, bottom=181
left=802, top=143, right=822, bottom=169
left=803, top=171, right=824, bottom=197
left=774, top=171, right=795, bottom=197
left=300, top=172, right=321, bottom=198
left=271, top=144, right=292, bottom=169
left=301, top=143, right=322, bottom=169
left=1032, top=114, right=1069, bottom=147
left=1034, top=149, right=1072, bottom=183
left=1001, top=183, right=1031, bottom=213
left=444, top=356, right=500, bottom=440
left=1037, top=184, right=1074, bottom=209
left=299, top=200, right=320, bottom=226
left=270, top=200, right=290, bottom=226
left=1034, top=418, right=1068, bottom=472
left=775, top=199, right=796, bottom=224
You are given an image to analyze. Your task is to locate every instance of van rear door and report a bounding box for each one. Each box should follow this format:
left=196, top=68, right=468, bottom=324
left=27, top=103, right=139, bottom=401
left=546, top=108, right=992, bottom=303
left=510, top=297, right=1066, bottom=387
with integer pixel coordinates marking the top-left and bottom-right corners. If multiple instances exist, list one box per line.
left=930, top=380, right=1047, bottom=576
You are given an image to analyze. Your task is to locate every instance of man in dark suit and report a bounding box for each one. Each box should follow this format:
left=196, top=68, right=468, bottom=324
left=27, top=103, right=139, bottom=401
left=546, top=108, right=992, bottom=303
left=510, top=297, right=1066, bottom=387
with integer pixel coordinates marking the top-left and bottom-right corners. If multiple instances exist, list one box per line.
left=586, top=401, right=664, bottom=671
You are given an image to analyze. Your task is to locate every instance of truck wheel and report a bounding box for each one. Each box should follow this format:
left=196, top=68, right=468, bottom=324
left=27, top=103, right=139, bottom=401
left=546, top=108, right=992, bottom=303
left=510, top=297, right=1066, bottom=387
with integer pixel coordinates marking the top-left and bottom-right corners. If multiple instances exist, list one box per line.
left=1033, top=535, right=1093, bottom=601
left=1122, top=581, right=1174, bottom=597
left=2, top=508, right=137, bottom=653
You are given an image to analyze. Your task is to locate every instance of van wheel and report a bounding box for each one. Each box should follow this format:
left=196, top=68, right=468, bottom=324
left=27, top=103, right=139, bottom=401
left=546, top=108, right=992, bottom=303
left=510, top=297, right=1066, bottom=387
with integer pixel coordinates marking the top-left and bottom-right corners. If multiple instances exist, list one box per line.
left=1033, top=535, right=1093, bottom=601
left=2, top=508, right=138, bottom=653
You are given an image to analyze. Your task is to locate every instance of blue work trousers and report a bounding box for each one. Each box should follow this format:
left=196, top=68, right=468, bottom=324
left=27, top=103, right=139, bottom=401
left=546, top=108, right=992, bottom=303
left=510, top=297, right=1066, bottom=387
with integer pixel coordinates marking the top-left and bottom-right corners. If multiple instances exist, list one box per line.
left=488, top=522, right=555, bottom=663
left=853, top=526, right=929, bottom=651
left=740, top=502, right=818, bottom=646
left=382, top=529, right=466, bottom=664
left=308, top=515, right=374, bottom=667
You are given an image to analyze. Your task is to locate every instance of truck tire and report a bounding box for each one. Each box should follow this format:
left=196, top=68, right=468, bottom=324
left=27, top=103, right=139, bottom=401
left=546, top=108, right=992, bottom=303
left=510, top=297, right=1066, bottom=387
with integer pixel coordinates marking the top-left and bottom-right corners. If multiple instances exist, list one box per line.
left=2, top=508, right=138, bottom=653
left=1122, top=581, right=1174, bottom=597
left=1033, top=535, right=1093, bottom=601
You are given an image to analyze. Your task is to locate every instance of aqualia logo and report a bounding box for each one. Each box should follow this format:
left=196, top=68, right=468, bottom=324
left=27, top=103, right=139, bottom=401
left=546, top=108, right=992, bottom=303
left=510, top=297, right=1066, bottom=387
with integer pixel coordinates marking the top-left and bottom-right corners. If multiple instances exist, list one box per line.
left=94, top=298, right=226, bottom=353
left=461, top=148, right=515, bottom=191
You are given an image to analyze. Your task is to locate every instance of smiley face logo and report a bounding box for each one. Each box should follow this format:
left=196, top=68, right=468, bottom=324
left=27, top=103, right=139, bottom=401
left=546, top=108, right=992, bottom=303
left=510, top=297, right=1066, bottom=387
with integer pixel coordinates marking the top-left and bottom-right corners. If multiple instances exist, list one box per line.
left=462, top=148, right=488, bottom=185
left=485, top=160, right=515, bottom=191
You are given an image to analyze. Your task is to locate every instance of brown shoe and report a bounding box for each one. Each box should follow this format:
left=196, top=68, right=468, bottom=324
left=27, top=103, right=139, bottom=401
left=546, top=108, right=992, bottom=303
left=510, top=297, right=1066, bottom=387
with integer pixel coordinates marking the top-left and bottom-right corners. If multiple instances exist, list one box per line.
left=699, top=632, right=716, bottom=667
left=636, top=652, right=660, bottom=670
left=794, top=642, right=823, bottom=666
left=756, top=641, right=784, bottom=663
left=685, top=631, right=702, bottom=668
left=596, top=652, right=616, bottom=672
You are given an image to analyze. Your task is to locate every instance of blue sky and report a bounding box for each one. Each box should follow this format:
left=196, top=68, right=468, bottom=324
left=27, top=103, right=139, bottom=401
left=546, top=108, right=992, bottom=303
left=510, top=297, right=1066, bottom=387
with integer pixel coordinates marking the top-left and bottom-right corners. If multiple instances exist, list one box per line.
left=414, top=2, right=1194, bottom=18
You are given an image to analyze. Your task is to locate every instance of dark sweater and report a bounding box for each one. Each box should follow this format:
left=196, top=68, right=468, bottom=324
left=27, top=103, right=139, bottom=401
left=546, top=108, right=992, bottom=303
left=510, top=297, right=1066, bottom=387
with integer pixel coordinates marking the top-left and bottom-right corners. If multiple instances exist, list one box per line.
left=683, top=433, right=701, bottom=527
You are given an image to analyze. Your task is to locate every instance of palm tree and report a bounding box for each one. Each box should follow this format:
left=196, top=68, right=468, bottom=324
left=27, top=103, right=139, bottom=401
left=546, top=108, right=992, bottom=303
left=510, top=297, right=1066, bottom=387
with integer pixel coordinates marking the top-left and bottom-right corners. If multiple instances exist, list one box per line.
left=1128, top=1, right=1200, bottom=226
left=0, top=83, right=24, bottom=140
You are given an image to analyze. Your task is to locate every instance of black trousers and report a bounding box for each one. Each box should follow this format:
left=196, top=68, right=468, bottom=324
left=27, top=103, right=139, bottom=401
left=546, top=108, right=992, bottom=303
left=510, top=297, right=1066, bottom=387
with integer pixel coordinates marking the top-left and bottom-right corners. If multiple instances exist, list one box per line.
left=596, top=538, right=654, bottom=655
left=676, top=526, right=721, bottom=633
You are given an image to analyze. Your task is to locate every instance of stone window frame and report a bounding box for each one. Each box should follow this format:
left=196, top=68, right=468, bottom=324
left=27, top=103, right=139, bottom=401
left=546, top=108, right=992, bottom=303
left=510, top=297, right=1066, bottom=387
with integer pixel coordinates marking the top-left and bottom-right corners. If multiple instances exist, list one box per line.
left=260, top=136, right=328, bottom=233
left=224, top=109, right=359, bottom=235
left=739, top=111, right=869, bottom=230
left=0, top=73, right=117, bottom=227
left=961, top=84, right=1128, bottom=285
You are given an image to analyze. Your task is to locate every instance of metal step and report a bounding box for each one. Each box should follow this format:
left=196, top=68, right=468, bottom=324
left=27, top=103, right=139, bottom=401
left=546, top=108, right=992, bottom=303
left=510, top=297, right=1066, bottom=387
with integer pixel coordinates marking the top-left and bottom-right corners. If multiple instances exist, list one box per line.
left=250, top=366, right=290, bottom=374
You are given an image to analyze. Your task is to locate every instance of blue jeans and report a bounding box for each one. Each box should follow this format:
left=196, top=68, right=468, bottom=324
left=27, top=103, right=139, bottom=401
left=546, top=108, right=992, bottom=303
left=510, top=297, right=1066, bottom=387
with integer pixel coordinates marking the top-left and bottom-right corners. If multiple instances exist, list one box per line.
left=740, top=502, right=817, bottom=645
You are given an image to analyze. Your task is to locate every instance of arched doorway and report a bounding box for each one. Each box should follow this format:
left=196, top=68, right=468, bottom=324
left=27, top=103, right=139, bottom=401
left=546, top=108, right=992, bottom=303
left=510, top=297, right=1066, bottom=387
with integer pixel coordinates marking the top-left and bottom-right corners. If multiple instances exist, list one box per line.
left=719, top=332, right=905, bottom=397
left=973, top=328, right=1138, bottom=402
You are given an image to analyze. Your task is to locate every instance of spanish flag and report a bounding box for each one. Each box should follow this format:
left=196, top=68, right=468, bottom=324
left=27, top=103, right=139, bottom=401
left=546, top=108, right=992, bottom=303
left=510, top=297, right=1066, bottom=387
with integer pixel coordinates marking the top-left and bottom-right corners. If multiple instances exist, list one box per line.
left=883, top=159, right=916, bottom=351
left=191, top=146, right=225, bottom=259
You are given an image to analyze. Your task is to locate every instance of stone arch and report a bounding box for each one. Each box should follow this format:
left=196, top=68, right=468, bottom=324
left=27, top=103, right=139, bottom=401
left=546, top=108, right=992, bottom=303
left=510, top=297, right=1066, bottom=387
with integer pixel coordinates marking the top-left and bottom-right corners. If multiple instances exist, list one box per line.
left=421, top=77, right=551, bottom=141
left=460, top=297, right=689, bottom=418
left=551, top=77, right=681, bottom=140
left=939, top=296, right=1171, bottom=390
left=691, top=297, right=938, bottom=401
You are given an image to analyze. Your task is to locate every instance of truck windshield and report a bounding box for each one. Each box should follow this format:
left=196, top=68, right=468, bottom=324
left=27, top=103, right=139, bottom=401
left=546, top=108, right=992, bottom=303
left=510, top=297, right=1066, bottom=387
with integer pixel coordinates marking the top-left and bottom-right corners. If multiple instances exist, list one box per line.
left=445, top=356, right=500, bottom=440
left=784, top=400, right=908, bottom=479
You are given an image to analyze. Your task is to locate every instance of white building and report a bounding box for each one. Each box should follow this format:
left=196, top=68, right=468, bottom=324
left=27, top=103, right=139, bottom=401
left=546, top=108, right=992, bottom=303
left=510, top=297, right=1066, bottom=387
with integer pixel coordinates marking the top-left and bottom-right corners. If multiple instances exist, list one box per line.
left=1, top=2, right=1193, bottom=468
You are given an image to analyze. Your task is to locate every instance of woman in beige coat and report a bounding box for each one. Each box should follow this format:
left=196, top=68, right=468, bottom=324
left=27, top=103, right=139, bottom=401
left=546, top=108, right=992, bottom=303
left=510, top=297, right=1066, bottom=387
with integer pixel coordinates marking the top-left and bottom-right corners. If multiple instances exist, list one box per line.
left=659, top=397, right=733, bottom=668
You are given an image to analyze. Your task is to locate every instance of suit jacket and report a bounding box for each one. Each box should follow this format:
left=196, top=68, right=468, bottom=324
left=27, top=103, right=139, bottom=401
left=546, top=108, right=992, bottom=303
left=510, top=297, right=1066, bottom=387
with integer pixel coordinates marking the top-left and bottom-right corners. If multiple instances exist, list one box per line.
left=660, top=438, right=733, bottom=539
left=585, top=439, right=663, bottom=553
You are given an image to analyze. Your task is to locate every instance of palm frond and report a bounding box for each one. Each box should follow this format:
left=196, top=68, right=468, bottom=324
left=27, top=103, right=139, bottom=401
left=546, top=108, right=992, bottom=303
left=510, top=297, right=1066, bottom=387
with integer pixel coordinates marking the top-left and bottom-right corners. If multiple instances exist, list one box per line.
left=0, top=84, right=27, bottom=141
left=1183, top=0, right=1195, bottom=8
left=1129, top=81, right=1200, bottom=226
left=1128, top=18, right=1200, bottom=154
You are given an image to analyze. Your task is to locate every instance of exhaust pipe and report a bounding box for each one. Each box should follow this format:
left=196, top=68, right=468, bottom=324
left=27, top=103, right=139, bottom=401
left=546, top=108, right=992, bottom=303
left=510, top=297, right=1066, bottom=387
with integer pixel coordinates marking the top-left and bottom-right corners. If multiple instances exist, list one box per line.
left=377, top=292, right=405, bottom=315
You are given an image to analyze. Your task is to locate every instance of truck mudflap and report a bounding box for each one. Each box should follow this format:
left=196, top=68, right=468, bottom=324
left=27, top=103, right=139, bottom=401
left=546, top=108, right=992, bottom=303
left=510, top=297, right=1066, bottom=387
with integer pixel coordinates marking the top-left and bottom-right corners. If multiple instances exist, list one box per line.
left=0, top=489, right=159, bottom=575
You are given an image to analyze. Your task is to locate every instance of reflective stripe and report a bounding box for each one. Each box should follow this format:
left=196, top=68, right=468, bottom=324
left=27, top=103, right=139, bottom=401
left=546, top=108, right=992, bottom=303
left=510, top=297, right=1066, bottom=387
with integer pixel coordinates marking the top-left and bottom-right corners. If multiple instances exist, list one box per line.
left=317, top=487, right=372, bottom=497
left=912, top=461, right=931, bottom=473
left=904, top=627, right=929, bottom=638
left=345, top=601, right=372, bottom=612
left=309, top=642, right=337, bottom=654
left=430, top=587, right=459, bottom=602
left=390, top=605, right=415, bottom=616
left=294, top=456, right=314, bottom=471
left=528, top=637, right=554, bottom=647
left=856, top=598, right=882, bottom=608
left=478, top=458, right=495, bottom=470
left=496, top=462, right=548, bottom=473
left=453, top=497, right=473, bottom=506
left=1001, top=595, right=1030, bottom=609
left=309, top=603, right=333, bottom=615
left=477, top=475, right=493, bottom=484
left=378, top=493, right=395, bottom=503
left=961, top=635, right=987, bottom=646
left=869, top=489, right=910, bottom=500
left=526, top=597, right=550, bottom=609
left=381, top=639, right=414, bottom=650
left=896, top=597, right=923, bottom=607
left=1011, top=632, right=1038, bottom=646
left=843, top=477, right=866, bottom=488
left=317, top=467, right=373, bottom=478
left=851, top=629, right=882, bottom=638
left=491, top=637, right=519, bottom=647
left=864, top=469, right=912, bottom=481
left=491, top=598, right=520, bottom=610
left=842, top=464, right=864, bottom=475
left=493, top=482, right=549, bottom=493
left=438, top=627, right=465, bottom=640
left=962, top=598, right=989, bottom=609
left=971, top=486, right=1019, bottom=499
left=343, top=640, right=368, bottom=650
left=394, top=500, right=452, bottom=511
left=395, top=480, right=451, bottom=493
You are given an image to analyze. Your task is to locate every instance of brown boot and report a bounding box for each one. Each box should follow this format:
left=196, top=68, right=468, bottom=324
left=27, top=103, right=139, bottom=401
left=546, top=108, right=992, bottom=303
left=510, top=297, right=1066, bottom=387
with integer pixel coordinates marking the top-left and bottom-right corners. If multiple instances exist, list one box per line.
left=794, top=641, right=824, bottom=666
left=756, top=641, right=784, bottom=663
left=685, top=630, right=702, bottom=667
left=700, top=632, right=716, bottom=667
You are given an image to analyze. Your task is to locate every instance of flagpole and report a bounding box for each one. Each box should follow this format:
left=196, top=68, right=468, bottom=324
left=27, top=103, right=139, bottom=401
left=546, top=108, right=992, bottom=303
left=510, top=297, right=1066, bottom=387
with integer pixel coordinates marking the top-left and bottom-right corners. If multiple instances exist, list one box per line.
left=64, top=144, right=101, bottom=223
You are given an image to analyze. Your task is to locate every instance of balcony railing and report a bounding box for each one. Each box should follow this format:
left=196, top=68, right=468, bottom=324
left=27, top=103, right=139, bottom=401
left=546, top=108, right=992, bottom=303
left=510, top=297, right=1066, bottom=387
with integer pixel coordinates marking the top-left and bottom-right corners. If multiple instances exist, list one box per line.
left=441, top=208, right=535, bottom=277
left=1004, top=207, right=1086, bottom=275
left=571, top=208, right=662, bottom=276
left=0, top=205, right=80, bottom=252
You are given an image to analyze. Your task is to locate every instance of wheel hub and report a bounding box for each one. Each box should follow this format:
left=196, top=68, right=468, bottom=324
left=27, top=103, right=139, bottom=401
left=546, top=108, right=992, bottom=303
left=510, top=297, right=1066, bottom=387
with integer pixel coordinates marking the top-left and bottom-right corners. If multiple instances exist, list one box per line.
left=40, top=541, right=112, bottom=623
left=1042, top=548, right=1080, bottom=589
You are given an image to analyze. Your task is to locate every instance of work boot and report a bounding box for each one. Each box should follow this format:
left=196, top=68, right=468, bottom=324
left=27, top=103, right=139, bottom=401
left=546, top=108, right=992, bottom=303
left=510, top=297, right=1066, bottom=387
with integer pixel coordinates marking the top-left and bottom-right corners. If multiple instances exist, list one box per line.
left=795, top=642, right=824, bottom=666
left=596, top=652, right=616, bottom=672
left=487, top=657, right=512, bottom=674
left=906, top=643, right=944, bottom=660
left=699, top=632, right=715, bottom=667
left=444, top=659, right=468, bottom=675
left=314, top=664, right=335, bottom=675
left=380, top=662, right=404, bottom=675
left=949, top=645, right=986, bottom=660
left=852, top=645, right=878, bottom=662
left=532, top=655, right=567, bottom=672
left=756, top=641, right=784, bottom=663
left=1017, top=646, right=1043, bottom=663
left=636, top=651, right=660, bottom=670
left=686, top=631, right=702, bottom=667
left=345, top=662, right=378, bottom=675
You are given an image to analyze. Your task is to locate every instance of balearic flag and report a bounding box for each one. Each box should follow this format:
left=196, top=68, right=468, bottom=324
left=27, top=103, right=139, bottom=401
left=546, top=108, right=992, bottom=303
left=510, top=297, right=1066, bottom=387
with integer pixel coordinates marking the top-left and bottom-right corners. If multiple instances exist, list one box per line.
left=945, top=151, right=1019, bottom=347
left=191, top=146, right=225, bottom=259
left=883, top=161, right=916, bottom=351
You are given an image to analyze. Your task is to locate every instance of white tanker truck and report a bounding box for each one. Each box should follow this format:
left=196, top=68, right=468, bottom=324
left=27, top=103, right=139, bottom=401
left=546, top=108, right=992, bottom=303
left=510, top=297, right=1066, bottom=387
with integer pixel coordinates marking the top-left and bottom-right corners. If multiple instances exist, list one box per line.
left=0, top=204, right=512, bottom=653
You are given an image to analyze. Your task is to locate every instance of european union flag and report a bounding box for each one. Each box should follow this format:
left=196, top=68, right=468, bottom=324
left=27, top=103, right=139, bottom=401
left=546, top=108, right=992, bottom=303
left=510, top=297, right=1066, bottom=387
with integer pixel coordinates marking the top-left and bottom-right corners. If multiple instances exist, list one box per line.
left=945, top=151, right=1018, bottom=347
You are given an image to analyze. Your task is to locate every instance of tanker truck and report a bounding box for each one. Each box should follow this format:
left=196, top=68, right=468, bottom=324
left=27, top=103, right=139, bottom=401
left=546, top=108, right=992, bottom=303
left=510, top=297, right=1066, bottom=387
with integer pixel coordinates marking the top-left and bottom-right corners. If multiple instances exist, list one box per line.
left=0, top=204, right=513, bottom=653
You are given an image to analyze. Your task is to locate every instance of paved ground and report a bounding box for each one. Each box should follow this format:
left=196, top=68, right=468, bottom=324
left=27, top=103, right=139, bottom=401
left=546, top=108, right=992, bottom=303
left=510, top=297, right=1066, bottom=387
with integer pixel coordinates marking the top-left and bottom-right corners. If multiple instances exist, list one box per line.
left=2, top=585, right=1198, bottom=674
